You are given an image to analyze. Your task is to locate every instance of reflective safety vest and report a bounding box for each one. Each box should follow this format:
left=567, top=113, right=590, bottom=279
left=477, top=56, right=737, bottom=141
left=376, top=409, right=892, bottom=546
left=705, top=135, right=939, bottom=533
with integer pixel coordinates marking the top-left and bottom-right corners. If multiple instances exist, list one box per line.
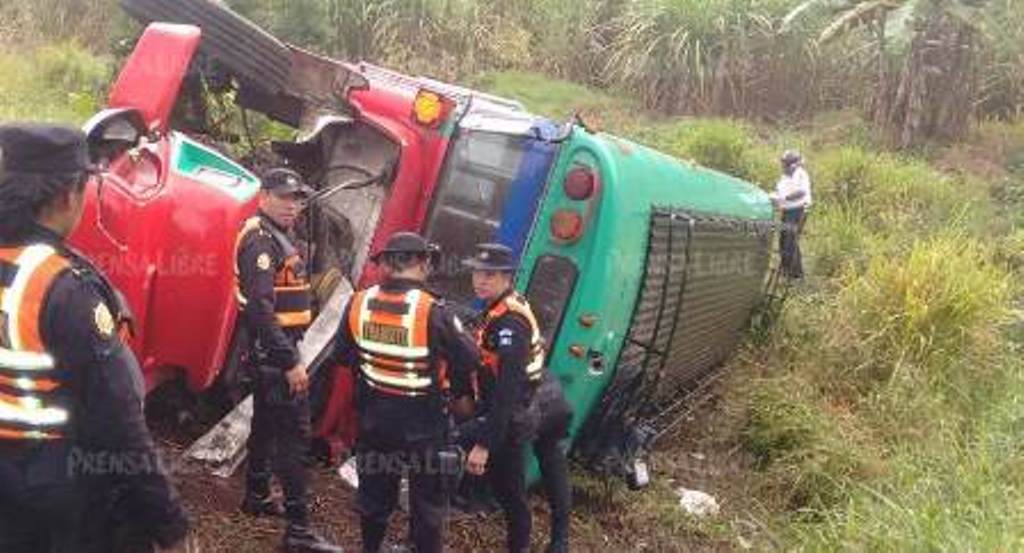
left=0, top=244, right=73, bottom=441
left=235, top=216, right=312, bottom=329
left=477, top=292, right=544, bottom=384
left=348, top=285, right=447, bottom=398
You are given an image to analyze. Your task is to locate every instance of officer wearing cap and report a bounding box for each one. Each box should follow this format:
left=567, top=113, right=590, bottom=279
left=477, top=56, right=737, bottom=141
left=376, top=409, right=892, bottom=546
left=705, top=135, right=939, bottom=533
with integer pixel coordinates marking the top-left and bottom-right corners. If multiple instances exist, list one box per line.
left=330, top=231, right=480, bottom=553
left=235, top=167, right=342, bottom=553
left=460, top=243, right=573, bottom=553
left=0, top=124, right=188, bottom=551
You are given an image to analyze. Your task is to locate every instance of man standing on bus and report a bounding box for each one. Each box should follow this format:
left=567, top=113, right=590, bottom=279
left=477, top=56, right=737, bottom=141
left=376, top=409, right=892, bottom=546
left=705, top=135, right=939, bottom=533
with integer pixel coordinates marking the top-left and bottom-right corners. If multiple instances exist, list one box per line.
left=331, top=232, right=480, bottom=553
left=461, top=243, right=573, bottom=553
left=771, top=150, right=812, bottom=279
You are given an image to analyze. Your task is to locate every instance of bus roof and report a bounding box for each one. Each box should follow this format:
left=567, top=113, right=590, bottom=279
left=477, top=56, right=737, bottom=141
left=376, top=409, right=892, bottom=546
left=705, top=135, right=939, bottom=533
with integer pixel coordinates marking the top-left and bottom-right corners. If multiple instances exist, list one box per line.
left=590, top=131, right=773, bottom=221
left=356, top=63, right=526, bottom=114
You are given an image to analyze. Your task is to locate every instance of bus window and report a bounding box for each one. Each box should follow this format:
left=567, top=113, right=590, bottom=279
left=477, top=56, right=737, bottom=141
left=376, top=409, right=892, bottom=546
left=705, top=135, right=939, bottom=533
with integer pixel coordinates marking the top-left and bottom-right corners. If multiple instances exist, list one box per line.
left=425, top=130, right=554, bottom=304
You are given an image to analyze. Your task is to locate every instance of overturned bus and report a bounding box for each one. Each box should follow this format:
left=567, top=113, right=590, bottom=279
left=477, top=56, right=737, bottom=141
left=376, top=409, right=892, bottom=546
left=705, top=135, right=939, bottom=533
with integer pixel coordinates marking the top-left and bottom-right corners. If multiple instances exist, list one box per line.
left=75, top=0, right=775, bottom=481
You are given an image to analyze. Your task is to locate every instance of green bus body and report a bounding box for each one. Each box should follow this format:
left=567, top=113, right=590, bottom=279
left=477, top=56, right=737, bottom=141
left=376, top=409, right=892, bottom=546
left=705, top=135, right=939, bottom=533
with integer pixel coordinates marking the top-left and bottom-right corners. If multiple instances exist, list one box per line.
left=516, top=128, right=773, bottom=477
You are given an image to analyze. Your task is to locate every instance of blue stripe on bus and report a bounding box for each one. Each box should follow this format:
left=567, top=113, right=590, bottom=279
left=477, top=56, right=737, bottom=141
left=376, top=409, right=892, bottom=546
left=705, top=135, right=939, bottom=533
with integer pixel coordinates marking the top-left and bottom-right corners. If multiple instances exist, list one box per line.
left=494, top=121, right=560, bottom=258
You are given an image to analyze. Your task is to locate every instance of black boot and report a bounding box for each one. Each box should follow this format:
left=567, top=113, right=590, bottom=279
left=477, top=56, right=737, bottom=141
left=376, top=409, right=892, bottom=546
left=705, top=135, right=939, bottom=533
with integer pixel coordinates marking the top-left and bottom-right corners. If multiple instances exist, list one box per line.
left=545, top=514, right=569, bottom=553
left=283, top=524, right=345, bottom=553
left=545, top=538, right=569, bottom=553
left=240, top=494, right=285, bottom=517
left=241, top=471, right=285, bottom=517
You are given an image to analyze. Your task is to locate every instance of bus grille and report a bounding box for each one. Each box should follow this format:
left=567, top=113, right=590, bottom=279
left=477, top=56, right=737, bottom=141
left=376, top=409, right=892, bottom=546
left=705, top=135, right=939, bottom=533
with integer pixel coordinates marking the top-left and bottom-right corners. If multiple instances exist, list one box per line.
left=576, top=207, right=772, bottom=470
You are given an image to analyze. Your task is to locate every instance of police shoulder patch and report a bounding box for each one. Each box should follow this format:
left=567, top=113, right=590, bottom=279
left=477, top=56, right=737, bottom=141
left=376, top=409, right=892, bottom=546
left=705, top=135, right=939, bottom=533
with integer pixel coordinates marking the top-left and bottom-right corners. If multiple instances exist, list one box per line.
left=257, top=252, right=272, bottom=271
left=94, top=302, right=115, bottom=338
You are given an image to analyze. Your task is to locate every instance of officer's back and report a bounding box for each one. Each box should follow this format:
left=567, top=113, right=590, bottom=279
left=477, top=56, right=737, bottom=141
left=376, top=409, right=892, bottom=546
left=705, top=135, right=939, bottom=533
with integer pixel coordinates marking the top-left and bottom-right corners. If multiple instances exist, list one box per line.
left=336, top=234, right=478, bottom=449
left=331, top=231, right=480, bottom=553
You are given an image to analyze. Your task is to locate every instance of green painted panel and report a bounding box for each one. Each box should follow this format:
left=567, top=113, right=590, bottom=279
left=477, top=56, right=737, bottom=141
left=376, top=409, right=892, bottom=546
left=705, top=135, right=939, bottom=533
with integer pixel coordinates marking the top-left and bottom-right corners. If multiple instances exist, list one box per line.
left=171, top=132, right=260, bottom=203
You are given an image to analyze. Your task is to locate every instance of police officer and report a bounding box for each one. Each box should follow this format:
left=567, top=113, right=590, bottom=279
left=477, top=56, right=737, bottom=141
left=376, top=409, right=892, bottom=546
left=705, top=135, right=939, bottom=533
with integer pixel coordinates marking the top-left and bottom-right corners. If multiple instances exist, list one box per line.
left=461, top=243, right=573, bottom=553
left=331, top=232, right=480, bottom=553
left=0, top=124, right=189, bottom=552
left=235, top=168, right=342, bottom=553
left=771, top=150, right=812, bottom=279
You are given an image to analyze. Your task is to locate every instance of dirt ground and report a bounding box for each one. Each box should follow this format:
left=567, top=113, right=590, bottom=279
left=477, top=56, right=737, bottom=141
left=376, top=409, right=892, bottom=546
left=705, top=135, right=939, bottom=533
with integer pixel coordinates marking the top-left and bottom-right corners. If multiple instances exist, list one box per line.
left=149, top=385, right=758, bottom=553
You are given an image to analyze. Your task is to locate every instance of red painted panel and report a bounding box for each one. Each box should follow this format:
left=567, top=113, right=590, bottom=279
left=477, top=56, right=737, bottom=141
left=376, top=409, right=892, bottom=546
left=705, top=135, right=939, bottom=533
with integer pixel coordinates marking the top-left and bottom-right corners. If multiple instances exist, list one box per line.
left=108, top=23, right=201, bottom=133
left=71, top=135, right=258, bottom=393
left=347, top=87, right=452, bottom=287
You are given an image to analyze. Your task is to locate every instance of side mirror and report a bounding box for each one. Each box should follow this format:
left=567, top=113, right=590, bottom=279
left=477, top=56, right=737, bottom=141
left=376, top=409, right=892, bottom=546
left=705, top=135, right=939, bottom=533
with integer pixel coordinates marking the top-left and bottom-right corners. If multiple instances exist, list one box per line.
left=82, top=108, right=149, bottom=168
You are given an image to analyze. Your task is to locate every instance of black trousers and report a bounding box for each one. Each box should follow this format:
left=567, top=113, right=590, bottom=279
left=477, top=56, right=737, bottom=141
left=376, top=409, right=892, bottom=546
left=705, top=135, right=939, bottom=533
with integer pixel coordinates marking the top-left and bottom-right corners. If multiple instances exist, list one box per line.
left=780, top=207, right=805, bottom=279
left=489, top=439, right=531, bottom=553
left=356, top=444, right=446, bottom=553
left=246, top=367, right=312, bottom=526
left=534, top=410, right=572, bottom=547
left=0, top=476, right=83, bottom=553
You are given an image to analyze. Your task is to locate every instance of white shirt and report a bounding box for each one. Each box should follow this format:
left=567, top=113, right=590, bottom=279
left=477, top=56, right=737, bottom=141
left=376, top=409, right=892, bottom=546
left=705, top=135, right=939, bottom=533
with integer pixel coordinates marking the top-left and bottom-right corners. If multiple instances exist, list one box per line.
left=772, top=166, right=812, bottom=210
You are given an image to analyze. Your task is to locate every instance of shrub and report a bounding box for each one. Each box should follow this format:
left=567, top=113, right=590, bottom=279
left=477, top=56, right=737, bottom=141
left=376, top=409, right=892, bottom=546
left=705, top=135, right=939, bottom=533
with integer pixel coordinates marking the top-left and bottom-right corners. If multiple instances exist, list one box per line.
left=741, top=376, right=872, bottom=513
left=0, top=43, right=110, bottom=123
left=804, top=204, right=876, bottom=279
left=828, top=234, right=1012, bottom=391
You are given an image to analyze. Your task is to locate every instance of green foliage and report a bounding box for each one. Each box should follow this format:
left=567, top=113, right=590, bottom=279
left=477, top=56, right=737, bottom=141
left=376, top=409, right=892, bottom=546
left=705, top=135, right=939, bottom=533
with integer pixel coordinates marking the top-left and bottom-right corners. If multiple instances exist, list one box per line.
left=804, top=204, right=877, bottom=277
left=472, top=70, right=636, bottom=122
left=0, top=0, right=125, bottom=50
left=637, top=119, right=772, bottom=183
left=831, top=234, right=1011, bottom=386
left=741, top=376, right=873, bottom=513
left=0, top=43, right=111, bottom=124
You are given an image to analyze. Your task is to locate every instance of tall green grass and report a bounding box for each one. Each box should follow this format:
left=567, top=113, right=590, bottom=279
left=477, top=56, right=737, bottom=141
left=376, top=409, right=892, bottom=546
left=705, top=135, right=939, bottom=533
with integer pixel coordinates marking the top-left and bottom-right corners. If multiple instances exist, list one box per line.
left=0, top=42, right=111, bottom=124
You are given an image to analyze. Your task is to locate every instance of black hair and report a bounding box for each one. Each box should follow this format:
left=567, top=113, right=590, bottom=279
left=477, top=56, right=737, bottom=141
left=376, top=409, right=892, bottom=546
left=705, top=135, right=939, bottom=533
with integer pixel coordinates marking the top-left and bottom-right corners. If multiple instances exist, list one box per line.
left=381, top=252, right=430, bottom=273
left=0, top=170, right=86, bottom=243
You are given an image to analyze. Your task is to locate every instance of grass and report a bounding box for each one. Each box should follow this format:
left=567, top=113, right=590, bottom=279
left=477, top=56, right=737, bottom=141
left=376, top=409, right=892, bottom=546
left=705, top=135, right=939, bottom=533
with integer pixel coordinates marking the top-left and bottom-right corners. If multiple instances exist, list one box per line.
left=0, top=41, right=110, bottom=124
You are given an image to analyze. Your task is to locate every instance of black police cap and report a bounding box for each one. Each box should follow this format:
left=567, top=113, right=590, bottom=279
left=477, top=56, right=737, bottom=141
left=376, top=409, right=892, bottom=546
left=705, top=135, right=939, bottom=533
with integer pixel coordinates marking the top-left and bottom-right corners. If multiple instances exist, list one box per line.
left=262, top=167, right=312, bottom=197
left=0, top=124, right=94, bottom=176
left=462, top=243, right=518, bottom=272
left=372, top=232, right=438, bottom=262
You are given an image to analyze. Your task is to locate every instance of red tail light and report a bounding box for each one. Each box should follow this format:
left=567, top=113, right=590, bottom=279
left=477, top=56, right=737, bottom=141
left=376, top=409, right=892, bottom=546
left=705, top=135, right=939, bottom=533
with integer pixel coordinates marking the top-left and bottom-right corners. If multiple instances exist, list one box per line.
left=550, top=209, right=584, bottom=242
left=564, top=167, right=596, bottom=200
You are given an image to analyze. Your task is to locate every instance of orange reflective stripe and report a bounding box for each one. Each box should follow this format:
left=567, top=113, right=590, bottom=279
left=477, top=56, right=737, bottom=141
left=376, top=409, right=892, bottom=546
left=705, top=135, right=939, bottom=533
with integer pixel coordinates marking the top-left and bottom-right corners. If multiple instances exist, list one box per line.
left=17, top=254, right=70, bottom=353
left=368, top=309, right=404, bottom=328
left=477, top=293, right=544, bottom=379
left=349, top=290, right=365, bottom=339
left=437, top=358, right=449, bottom=393
left=0, top=427, right=60, bottom=440
left=276, top=310, right=312, bottom=327
left=412, top=291, right=432, bottom=348
left=0, top=374, right=59, bottom=393
left=274, top=285, right=311, bottom=293
left=351, top=286, right=444, bottom=396
left=233, top=217, right=264, bottom=305
left=362, top=353, right=430, bottom=372
left=363, top=364, right=411, bottom=381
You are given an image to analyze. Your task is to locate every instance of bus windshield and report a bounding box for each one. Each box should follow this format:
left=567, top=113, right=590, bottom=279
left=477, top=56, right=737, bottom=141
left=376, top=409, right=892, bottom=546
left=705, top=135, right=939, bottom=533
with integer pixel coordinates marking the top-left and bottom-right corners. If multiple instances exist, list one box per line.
left=425, top=128, right=556, bottom=305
